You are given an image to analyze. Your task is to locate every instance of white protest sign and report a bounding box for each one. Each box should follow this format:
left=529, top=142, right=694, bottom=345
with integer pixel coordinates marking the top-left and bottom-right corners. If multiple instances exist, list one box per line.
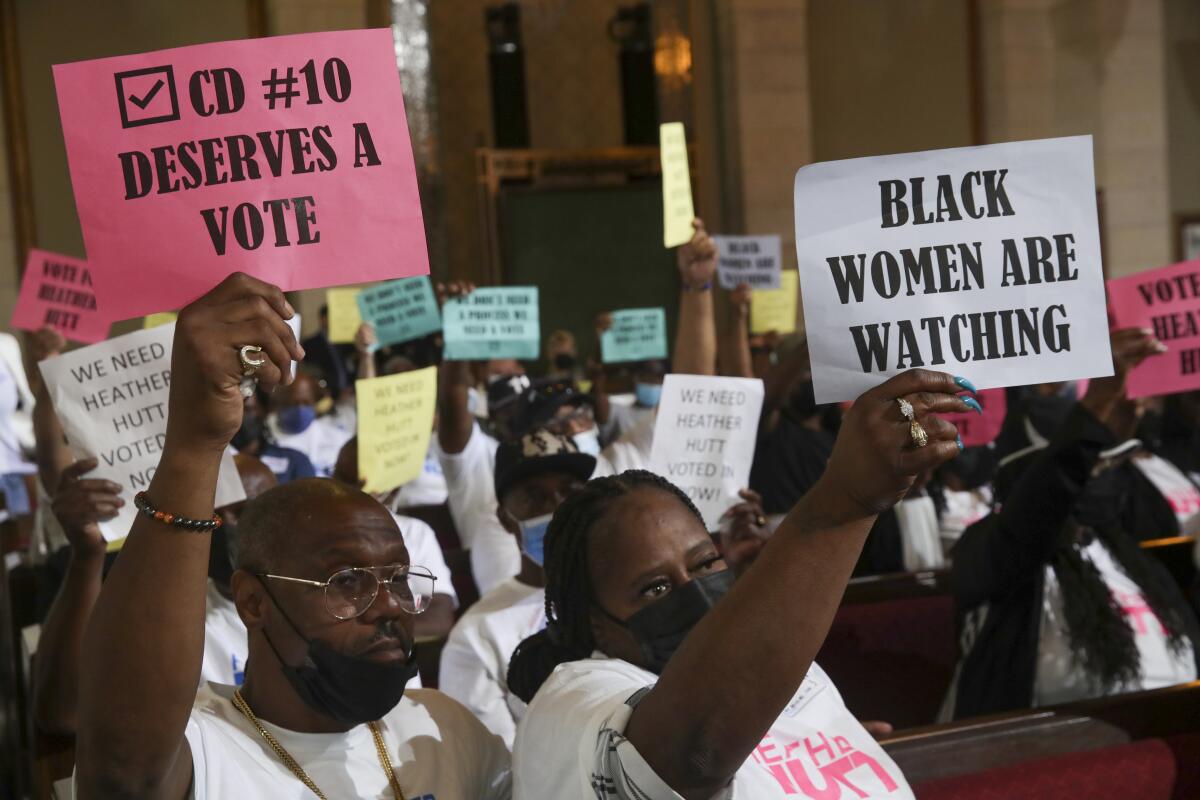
left=713, top=235, right=782, bottom=290
left=39, top=323, right=245, bottom=541
left=794, top=135, right=1112, bottom=404
left=649, top=375, right=763, bottom=530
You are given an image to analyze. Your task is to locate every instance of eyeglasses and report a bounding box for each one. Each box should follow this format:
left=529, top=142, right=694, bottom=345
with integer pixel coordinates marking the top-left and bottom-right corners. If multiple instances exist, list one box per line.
left=258, top=564, right=437, bottom=620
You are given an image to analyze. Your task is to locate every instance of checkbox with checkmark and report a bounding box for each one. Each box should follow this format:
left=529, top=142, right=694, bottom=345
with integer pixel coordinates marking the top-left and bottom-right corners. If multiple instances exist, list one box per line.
left=114, top=65, right=180, bottom=129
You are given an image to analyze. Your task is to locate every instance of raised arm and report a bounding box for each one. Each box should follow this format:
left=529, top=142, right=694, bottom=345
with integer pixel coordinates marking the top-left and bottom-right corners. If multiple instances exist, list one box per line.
left=25, top=329, right=74, bottom=493
left=354, top=322, right=377, bottom=381
left=32, top=458, right=121, bottom=735
left=625, top=369, right=970, bottom=797
left=435, top=281, right=476, bottom=454
left=590, top=313, right=613, bottom=426
left=718, top=283, right=753, bottom=378
left=672, top=219, right=717, bottom=376
left=75, top=273, right=303, bottom=800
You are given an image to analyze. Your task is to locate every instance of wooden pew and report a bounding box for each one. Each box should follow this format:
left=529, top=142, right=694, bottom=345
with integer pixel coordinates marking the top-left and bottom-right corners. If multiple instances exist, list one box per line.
left=841, top=569, right=951, bottom=605
left=881, top=680, right=1200, bottom=785
left=1140, top=534, right=1197, bottom=603
left=817, top=569, right=956, bottom=729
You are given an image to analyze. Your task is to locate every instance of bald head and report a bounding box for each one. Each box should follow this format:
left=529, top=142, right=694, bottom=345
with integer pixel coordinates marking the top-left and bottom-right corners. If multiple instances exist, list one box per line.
left=234, top=478, right=402, bottom=574
left=333, top=437, right=359, bottom=487
left=234, top=453, right=277, bottom=501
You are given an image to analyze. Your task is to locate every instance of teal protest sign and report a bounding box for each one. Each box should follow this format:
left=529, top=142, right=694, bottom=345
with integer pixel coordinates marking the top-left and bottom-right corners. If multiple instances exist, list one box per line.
left=442, top=287, right=540, bottom=360
left=601, top=307, right=668, bottom=363
left=357, top=277, right=441, bottom=350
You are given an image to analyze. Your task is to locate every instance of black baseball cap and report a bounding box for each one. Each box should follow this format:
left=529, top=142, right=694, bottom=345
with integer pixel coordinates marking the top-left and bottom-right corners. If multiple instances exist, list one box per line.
left=512, top=378, right=592, bottom=437
left=487, top=373, right=533, bottom=413
left=494, top=429, right=597, bottom=501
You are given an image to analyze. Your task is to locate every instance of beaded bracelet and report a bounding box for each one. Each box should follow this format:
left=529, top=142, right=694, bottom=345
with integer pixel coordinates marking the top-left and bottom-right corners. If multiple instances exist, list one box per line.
left=682, top=280, right=713, bottom=292
left=133, top=491, right=222, bottom=531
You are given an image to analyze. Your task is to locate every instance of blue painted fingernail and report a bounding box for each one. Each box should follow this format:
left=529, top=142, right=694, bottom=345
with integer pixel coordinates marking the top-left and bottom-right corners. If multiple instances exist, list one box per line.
left=954, top=376, right=977, bottom=394
left=962, top=396, right=983, bottom=415
left=956, top=435, right=964, bottom=452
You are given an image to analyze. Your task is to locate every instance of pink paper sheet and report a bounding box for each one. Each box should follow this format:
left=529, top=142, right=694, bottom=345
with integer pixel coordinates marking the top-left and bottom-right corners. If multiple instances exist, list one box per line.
left=53, top=29, right=428, bottom=320
left=939, top=388, right=1006, bottom=447
left=1108, top=259, right=1200, bottom=398
left=10, top=249, right=110, bottom=343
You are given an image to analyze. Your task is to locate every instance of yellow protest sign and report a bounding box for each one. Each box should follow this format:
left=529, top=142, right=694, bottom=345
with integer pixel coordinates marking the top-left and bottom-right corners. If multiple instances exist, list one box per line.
left=356, top=366, right=437, bottom=494
left=143, top=312, right=177, bottom=329
left=660, top=122, right=695, bottom=248
left=750, top=270, right=798, bottom=335
left=327, top=287, right=363, bottom=344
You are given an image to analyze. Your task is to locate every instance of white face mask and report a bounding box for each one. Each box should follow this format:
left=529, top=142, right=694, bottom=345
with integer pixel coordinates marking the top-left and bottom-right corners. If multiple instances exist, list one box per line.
left=572, top=428, right=602, bottom=457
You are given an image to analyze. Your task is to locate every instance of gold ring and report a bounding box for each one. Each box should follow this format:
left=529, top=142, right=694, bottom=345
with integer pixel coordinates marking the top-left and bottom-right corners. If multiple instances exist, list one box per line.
left=910, top=420, right=929, bottom=448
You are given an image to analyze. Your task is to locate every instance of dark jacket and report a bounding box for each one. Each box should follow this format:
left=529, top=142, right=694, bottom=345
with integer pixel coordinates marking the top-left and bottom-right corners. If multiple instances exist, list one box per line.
left=948, top=406, right=1200, bottom=719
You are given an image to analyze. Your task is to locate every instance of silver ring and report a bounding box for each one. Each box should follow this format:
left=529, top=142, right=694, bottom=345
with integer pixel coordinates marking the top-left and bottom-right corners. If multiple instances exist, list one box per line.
left=897, top=397, right=915, bottom=421
left=239, top=345, right=266, bottom=377
left=910, top=420, right=929, bottom=448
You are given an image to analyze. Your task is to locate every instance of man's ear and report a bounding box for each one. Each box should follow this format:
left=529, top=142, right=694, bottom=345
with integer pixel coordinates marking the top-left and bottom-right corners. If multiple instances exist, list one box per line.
left=496, top=504, right=521, bottom=538
left=231, top=569, right=266, bottom=630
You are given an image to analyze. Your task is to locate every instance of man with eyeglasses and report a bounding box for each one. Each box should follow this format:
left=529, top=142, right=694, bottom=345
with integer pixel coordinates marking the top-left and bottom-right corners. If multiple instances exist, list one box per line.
left=73, top=274, right=511, bottom=800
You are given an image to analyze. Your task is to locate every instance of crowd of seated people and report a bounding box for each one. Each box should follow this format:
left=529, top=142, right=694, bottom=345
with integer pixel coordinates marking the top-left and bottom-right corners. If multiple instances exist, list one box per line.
left=1, top=218, right=1198, bottom=800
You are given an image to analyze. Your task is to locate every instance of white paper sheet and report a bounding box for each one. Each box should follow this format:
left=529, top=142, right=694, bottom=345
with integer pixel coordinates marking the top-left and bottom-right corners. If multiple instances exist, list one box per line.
left=794, top=135, right=1112, bottom=404
left=40, top=323, right=245, bottom=541
left=649, top=375, right=764, bottom=530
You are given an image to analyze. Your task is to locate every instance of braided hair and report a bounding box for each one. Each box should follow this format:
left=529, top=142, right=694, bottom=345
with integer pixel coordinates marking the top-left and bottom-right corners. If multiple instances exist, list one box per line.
left=507, top=470, right=704, bottom=703
left=1054, top=517, right=1199, bottom=692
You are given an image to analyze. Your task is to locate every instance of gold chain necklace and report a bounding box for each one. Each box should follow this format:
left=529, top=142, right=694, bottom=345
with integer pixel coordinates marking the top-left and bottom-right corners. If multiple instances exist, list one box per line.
left=232, top=689, right=406, bottom=800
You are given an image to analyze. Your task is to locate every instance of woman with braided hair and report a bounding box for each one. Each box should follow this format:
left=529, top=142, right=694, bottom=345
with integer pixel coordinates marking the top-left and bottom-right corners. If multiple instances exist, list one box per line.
left=507, top=369, right=975, bottom=799
left=944, top=329, right=1200, bottom=720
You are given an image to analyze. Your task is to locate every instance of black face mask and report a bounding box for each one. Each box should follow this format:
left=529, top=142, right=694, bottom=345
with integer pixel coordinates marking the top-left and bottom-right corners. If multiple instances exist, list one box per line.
left=599, top=569, right=734, bottom=674
left=552, top=353, right=577, bottom=371
left=232, top=414, right=265, bottom=451
left=261, top=585, right=418, bottom=725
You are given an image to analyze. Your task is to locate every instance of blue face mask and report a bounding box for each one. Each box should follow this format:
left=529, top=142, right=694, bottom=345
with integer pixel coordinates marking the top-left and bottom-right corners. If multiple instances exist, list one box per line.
left=278, top=405, right=317, bottom=434
left=635, top=382, right=662, bottom=408
left=518, top=513, right=553, bottom=566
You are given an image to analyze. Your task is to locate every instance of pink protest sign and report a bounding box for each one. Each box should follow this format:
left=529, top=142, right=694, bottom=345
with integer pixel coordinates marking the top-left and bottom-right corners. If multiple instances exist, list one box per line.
left=10, top=250, right=110, bottom=343
left=53, top=29, right=427, bottom=320
left=1108, top=259, right=1200, bottom=398
left=938, top=388, right=1006, bottom=447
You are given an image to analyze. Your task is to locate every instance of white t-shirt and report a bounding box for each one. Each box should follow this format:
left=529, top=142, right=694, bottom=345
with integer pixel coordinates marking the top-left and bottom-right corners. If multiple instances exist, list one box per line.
left=0, top=354, right=34, bottom=476
left=514, top=656, right=913, bottom=799
left=267, top=415, right=353, bottom=478
left=602, top=409, right=657, bottom=476
left=439, top=578, right=546, bottom=747
left=391, top=446, right=449, bottom=508
left=1035, top=538, right=1197, bottom=707
left=201, top=580, right=248, bottom=687
left=392, top=513, right=459, bottom=608
left=1134, top=454, right=1200, bottom=536
left=436, top=424, right=520, bottom=596
left=602, top=397, right=656, bottom=447
left=184, top=683, right=511, bottom=799
left=436, top=422, right=500, bottom=547
left=435, top=423, right=520, bottom=596
left=894, top=494, right=944, bottom=571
